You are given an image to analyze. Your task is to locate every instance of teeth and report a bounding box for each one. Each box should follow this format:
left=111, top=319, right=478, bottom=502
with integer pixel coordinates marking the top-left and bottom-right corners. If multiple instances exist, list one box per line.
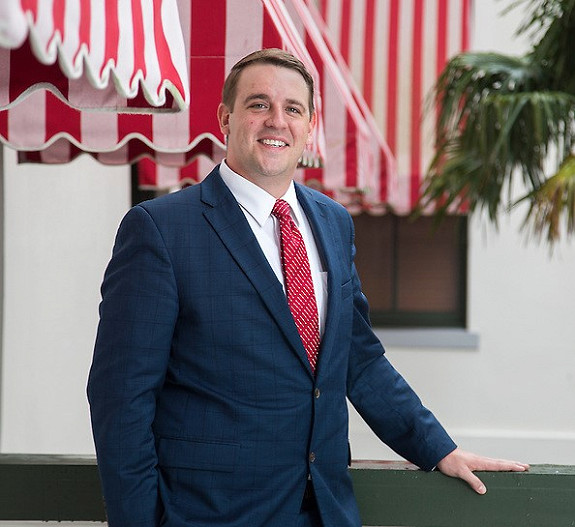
left=261, top=139, right=287, bottom=147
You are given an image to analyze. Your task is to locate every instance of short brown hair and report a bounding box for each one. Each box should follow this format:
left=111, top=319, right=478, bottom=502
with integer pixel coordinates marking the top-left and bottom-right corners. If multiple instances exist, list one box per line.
left=222, top=48, right=315, bottom=119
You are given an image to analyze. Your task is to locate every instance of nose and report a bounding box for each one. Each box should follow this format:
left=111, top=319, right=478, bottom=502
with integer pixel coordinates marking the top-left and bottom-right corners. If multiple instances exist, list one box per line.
left=265, top=105, right=287, bottom=129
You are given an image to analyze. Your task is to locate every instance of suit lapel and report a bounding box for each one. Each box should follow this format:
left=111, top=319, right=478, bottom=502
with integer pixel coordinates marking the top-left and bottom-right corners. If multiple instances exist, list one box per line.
left=295, top=185, right=343, bottom=379
left=200, top=169, right=313, bottom=375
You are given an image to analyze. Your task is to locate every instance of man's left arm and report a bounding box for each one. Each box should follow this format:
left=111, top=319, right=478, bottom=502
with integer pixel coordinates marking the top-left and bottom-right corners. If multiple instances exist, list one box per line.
left=343, top=212, right=529, bottom=491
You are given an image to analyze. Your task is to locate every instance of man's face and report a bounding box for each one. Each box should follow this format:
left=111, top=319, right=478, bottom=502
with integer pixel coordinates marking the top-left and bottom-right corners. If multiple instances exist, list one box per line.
left=217, top=63, right=316, bottom=194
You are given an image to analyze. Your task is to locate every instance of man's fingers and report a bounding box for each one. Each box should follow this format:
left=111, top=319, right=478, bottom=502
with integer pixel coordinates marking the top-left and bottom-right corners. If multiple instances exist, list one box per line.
left=496, top=460, right=530, bottom=472
left=436, top=448, right=530, bottom=496
left=476, top=457, right=530, bottom=472
left=464, top=471, right=487, bottom=494
left=459, top=458, right=529, bottom=494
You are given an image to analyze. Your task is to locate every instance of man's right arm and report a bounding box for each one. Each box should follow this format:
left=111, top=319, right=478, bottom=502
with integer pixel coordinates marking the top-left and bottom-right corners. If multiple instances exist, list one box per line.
left=87, top=205, right=178, bottom=527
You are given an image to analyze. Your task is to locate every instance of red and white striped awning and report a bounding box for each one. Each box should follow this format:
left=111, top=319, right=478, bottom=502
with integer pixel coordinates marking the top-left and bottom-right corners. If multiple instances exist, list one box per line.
left=317, top=0, right=471, bottom=213
left=0, top=0, right=189, bottom=112
left=288, top=0, right=397, bottom=214
left=138, top=0, right=398, bottom=216
left=6, top=0, right=325, bottom=168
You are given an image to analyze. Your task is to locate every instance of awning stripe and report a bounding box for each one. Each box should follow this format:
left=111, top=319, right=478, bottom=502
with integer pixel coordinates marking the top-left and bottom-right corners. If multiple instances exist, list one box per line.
left=0, top=0, right=189, bottom=111
left=410, top=0, right=424, bottom=208
left=362, top=0, right=376, bottom=108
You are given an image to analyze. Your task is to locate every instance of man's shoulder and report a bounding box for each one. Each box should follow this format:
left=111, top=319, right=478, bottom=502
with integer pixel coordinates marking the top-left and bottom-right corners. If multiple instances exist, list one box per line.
left=137, top=166, right=222, bottom=215
left=296, top=183, right=348, bottom=214
left=140, top=183, right=200, bottom=210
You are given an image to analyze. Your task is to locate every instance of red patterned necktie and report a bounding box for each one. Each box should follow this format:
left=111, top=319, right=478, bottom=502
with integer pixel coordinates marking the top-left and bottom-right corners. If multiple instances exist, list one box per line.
left=272, top=199, right=320, bottom=373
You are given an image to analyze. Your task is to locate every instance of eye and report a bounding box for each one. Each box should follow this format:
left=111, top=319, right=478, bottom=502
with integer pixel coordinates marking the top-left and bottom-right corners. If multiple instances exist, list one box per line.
left=287, top=106, right=302, bottom=115
left=249, top=102, right=267, bottom=110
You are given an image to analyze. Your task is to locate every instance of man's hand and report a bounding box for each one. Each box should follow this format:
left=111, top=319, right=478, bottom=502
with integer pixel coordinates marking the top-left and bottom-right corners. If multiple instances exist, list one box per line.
left=436, top=448, right=530, bottom=494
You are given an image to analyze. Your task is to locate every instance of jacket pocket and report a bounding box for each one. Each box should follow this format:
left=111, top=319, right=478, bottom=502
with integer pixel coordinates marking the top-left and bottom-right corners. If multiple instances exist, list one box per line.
left=157, top=437, right=239, bottom=472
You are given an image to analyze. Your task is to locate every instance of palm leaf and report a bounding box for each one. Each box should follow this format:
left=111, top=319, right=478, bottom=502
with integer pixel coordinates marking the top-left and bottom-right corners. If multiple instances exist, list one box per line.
left=518, top=154, right=575, bottom=241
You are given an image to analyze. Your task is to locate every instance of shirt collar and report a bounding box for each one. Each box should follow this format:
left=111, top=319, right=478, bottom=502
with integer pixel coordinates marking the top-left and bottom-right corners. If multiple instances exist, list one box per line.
left=219, top=159, right=303, bottom=228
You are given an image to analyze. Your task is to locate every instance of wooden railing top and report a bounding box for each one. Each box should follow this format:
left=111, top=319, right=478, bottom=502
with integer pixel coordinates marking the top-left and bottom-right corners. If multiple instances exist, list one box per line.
left=351, top=460, right=575, bottom=526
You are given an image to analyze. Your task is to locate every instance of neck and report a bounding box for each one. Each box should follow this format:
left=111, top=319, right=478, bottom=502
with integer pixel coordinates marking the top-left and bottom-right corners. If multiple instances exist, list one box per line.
left=258, top=177, right=293, bottom=199
left=227, top=164, right=294, bottom=198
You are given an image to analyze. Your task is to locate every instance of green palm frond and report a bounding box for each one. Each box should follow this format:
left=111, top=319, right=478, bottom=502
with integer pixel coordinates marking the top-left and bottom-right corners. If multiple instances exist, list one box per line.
left=419, top=0, right=575, bottom=243
left=424, top=60, right=575, bottom=218
left=508, top=0, right=570, bottom=42
left=431, top=52, right=544, bottom=141
left=530, top=0, right=575, bottom=95
left=519, top=154, right=575, bottom=241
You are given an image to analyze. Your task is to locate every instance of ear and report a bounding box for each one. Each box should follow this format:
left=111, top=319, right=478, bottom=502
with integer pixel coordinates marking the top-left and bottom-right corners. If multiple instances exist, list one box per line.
left=306, top=111, right=317, bottom=146
left=217, top=103, right=231, bottom=135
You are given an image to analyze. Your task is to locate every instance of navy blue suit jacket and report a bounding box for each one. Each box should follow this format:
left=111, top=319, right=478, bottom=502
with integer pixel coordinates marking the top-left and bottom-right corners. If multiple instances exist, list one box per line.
left=87, top=167, right=456, bottom=527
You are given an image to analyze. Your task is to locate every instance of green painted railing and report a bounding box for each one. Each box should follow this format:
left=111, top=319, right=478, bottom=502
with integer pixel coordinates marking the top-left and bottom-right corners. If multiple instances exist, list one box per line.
left=351, top=461, right=575, bottom=526
left=0, top=455, right=574, bottom=526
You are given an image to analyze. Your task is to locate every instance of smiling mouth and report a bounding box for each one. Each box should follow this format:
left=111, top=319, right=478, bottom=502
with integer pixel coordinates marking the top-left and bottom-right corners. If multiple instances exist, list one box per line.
left=260, top=139, right=288, bottom=148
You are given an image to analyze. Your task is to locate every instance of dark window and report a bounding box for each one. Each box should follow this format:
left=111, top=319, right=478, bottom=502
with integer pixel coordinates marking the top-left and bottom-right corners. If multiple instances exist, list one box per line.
left=131, top=166, right=157, bottom=206
left=353, top=214, right=467, bottom=328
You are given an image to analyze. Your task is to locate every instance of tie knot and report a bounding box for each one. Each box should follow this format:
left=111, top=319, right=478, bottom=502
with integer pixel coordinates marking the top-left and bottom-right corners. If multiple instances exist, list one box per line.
left=272, top=199, right=292, bottom=220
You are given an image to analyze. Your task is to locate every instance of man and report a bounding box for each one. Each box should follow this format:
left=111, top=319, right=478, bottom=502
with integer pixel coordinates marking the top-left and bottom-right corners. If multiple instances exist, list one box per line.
left=87, top=49, right=528, bottom=527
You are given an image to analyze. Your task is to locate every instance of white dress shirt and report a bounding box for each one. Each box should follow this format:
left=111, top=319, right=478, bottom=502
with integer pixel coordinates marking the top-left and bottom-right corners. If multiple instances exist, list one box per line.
left=219, top=160, right=327, bottom=335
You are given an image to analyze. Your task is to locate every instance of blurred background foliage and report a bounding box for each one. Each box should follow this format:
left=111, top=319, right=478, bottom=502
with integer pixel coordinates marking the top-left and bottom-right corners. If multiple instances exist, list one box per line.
left=420, top=0, right=575, bottom=243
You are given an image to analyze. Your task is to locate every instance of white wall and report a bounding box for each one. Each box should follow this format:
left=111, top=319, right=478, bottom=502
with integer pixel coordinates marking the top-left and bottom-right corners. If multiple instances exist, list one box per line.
left=0, top=151, right=130, bottom=453
left=2, top=0, right=574, bottom=465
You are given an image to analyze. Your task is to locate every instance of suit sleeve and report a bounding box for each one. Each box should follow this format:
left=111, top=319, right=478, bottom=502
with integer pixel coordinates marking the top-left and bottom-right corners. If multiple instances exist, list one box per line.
left=344, top=215, right=457, bottom=471
left=87, top=205, right=178, bottom=526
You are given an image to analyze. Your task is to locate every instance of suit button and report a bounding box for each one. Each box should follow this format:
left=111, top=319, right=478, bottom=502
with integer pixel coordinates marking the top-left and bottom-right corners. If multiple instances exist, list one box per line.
left=309, top=452, right=316, bottom=463
left=314, top=388, right=321, bottom=399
